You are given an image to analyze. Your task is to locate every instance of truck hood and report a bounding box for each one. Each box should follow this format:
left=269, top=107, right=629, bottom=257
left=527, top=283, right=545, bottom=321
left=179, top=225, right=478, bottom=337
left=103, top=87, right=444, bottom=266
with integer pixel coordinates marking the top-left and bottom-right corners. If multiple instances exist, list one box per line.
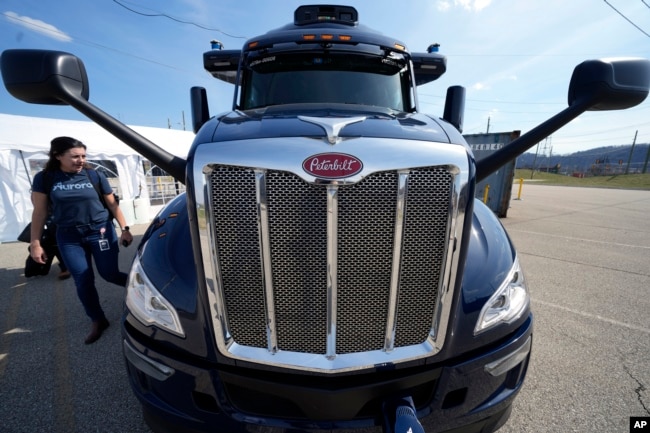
left=200, top=105, right=464, bottom=145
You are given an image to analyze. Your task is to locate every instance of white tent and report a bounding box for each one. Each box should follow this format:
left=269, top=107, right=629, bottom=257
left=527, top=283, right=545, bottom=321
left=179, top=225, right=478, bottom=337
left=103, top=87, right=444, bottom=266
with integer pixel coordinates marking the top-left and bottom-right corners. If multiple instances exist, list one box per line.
left=0, top=113, right=194, bottom=243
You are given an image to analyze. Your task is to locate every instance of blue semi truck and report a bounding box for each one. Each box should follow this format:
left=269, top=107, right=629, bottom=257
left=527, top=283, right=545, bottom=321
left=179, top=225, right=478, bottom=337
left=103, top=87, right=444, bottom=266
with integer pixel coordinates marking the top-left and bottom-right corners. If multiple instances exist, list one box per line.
left=2, top=5, right=649, bottom=433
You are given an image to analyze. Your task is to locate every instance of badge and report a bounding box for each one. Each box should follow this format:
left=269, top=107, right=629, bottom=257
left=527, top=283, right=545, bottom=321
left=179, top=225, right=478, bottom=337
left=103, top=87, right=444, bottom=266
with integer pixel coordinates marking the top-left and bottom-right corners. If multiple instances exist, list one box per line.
left=98, top=239, right=110, bottom=251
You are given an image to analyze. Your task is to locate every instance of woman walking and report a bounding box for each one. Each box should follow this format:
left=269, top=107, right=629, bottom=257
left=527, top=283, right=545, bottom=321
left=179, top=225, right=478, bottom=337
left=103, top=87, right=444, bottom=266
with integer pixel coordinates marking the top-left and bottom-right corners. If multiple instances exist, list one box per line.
left=29, top=136, right=133, bottom=344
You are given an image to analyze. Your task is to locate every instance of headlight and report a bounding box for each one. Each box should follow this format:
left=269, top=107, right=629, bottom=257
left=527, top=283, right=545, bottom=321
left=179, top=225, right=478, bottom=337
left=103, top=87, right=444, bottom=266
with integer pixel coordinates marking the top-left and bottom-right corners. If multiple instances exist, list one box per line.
left=125, top=256, right=185, bottom=337
left=474, top=256, right=529, bottom=335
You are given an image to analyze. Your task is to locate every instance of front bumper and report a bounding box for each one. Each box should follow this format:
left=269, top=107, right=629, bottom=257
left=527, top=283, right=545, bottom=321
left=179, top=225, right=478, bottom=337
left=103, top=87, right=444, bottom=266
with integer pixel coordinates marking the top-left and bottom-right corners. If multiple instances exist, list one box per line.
left=122, top=315, right=532, bottom=433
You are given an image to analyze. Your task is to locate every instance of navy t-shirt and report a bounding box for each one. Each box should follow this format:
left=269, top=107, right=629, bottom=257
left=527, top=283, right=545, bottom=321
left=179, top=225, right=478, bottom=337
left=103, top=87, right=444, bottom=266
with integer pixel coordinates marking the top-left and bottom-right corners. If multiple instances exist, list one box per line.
left=32, top=168, right=113, bottom=227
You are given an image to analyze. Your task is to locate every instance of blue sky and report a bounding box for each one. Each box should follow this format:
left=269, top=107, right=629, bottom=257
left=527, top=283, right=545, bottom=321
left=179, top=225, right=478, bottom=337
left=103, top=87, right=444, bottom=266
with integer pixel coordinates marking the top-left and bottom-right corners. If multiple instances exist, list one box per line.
left=1, top=0, right=649, bottom=155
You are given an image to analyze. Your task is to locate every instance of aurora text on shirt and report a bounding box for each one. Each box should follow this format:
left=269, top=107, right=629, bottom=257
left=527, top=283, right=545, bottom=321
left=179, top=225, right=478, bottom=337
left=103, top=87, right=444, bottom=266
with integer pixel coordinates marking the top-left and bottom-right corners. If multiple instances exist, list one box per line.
left=52, top=181, right=94, bottom=192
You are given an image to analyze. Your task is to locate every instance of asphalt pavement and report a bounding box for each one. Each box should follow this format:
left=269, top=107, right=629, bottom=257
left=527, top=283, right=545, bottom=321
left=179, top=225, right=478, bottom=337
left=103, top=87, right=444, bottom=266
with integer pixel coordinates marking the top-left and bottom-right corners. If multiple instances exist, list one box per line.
left=0, top=223, right=151, bottom=433
left=499, top=184, right=650, bottom=433
left=0, top=184, right=648, bottom=433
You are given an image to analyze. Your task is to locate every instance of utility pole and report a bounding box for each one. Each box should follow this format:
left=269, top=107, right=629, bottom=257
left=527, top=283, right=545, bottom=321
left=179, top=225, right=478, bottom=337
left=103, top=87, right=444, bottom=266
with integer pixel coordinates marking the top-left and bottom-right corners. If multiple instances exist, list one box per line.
left=624, top=130, right=637, bottom=175
left=539, top=137, right=549, bottom=172
left=531, top=141, right=540, bottom=179
left=643, top=143, right=650, bottom=174
left=486, top=116, right=490, bottom=134
left=169, top=112, right=187, bottom=130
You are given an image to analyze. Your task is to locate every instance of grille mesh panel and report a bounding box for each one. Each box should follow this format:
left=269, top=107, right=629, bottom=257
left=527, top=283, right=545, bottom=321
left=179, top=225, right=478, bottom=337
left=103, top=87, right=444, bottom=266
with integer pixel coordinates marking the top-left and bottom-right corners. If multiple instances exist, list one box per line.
left=211, top=166, right=266, bottom=347
left=209, top=166, right=452, bottom=356
left=266, top=172, right=328, bottom=353
left=336, top=172, right=396, bottom=354
left=396, top=168, right=452, bottom=346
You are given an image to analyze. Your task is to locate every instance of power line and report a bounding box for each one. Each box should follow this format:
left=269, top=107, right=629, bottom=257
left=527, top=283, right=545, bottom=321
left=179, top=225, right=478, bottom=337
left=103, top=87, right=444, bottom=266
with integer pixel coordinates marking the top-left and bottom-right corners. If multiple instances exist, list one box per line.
left=2, top=11, right=201, bottom=75
left=112, top=0, right=246, bottom=39
left=418, top=92, right=564, bottom=106
left=603, top=0, right=650, bottom=38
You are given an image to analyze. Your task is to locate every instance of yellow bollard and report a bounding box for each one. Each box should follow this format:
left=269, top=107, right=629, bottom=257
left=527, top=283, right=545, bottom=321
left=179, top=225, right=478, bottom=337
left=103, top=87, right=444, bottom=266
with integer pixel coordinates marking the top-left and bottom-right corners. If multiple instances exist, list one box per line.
left=483, top=184, right=490, bottom=204
left=515, top=177, right=524, bottom=200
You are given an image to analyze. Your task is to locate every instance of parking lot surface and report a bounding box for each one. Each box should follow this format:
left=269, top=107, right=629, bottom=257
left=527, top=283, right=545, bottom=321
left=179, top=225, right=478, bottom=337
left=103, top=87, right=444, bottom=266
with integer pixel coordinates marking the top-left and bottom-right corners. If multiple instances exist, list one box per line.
left=499, top=184, right=650, bottom=433
left=0, top=184, right=648, bottom=432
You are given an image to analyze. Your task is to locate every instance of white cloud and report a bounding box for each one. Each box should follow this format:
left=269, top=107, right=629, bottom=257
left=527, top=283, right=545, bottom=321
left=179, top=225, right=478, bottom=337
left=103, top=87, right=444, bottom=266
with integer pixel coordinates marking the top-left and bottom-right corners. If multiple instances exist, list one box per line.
left=454, top=0, right=492, bottom=12
left=471, top=0, right=493, bottom=11
left=4, top=11, right=72, bottom=42
left=436, top=1, right=452, bottom=12
left=473, top=82, right=489, bottom=91
left=438, top=0, right=492, bottom=12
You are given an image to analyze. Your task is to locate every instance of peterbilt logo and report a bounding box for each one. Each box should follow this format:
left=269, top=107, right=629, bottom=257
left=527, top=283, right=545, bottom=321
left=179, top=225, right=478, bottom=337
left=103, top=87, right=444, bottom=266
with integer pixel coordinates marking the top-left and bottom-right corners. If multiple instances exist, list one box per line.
left=302, top=153, right=363, bottom=179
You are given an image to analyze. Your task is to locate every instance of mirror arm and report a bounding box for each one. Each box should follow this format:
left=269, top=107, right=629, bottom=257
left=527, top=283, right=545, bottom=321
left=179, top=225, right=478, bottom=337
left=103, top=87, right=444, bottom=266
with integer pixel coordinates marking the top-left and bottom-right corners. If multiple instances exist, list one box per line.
left=57, top=91, right=187, bottom=184
left=475, top=98, right=593, bottom=182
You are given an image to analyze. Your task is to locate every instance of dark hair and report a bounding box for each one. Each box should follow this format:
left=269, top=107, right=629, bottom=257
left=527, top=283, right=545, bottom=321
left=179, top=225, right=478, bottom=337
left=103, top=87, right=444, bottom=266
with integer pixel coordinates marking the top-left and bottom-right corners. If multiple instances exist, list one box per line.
left=44, top=136, right=88, bottom=171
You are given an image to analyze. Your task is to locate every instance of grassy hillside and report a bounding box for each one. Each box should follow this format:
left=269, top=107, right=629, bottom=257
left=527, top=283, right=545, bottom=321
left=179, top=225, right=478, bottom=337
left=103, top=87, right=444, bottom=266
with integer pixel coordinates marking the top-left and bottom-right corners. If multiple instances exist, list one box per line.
left=514, top=169, right=650, bottom=190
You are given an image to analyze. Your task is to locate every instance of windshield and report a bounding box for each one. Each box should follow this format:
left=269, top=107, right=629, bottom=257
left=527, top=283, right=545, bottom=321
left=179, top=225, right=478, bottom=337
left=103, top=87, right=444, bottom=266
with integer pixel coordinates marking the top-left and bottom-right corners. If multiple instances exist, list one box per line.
left=240, top=51, right=412, bottom=112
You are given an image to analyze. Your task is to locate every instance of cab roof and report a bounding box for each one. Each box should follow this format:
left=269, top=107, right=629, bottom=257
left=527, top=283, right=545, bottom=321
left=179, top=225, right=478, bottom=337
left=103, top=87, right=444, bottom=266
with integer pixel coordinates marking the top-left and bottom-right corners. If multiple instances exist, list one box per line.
left=243, top=4, right=410, bottom=55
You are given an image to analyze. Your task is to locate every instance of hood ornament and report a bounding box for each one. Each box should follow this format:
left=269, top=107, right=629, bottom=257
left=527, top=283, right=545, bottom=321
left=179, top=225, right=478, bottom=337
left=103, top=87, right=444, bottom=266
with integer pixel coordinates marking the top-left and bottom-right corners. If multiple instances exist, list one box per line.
left=298, top=116, right=366, bottom=145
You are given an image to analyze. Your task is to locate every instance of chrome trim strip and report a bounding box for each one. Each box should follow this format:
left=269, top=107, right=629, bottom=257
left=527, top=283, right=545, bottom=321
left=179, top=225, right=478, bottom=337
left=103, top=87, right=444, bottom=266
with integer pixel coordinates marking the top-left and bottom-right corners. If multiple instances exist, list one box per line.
left=202, top=167, right=230, bottom=344
left=384, top=170, right=409, bottom=352
left=484, top=336, right=531, bottom=377
left=326, top=185, right=339, bottom=359
left=255, top=169, right=278, bottom=353
left=428, top=167, right=462, bottom=348
left=123, top=339, right=174, bottom=381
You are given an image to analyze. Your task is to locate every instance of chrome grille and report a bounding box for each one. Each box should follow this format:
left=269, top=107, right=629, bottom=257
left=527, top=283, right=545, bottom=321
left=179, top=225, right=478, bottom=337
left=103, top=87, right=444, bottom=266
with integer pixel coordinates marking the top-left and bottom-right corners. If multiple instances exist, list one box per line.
left=336, top=171, right=397, bottom=354
left=395, top=169, right=451, bottom=346
left=210, top=166, right=453, bottom=356
left=267, top=171, right=328, bottom=354
left=210, top=166, right=266, bottom=347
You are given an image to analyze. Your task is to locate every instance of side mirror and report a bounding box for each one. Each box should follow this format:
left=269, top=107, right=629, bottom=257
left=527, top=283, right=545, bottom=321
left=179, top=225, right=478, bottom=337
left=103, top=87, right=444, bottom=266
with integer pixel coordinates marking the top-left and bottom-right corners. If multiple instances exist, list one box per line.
left=411, top=52, right=447, bottom=86
left=442, top=85, right=465, bottom=133
left=1, top=49, right=89, bottom=105
left=190, top=86, right=210, bottom=133
left=203, top=49, right=241, bottom=84
left=475, top=57, right=650, bottom=182
left=568, top=58, right=650, bottom=110
left=1, top=48, right=187, bottom=183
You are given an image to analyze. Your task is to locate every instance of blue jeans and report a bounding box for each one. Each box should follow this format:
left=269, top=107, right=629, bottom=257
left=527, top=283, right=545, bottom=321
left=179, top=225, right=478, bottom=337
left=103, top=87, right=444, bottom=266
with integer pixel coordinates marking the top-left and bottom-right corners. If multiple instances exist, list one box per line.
left=56, top=220, right=127, bottom=322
